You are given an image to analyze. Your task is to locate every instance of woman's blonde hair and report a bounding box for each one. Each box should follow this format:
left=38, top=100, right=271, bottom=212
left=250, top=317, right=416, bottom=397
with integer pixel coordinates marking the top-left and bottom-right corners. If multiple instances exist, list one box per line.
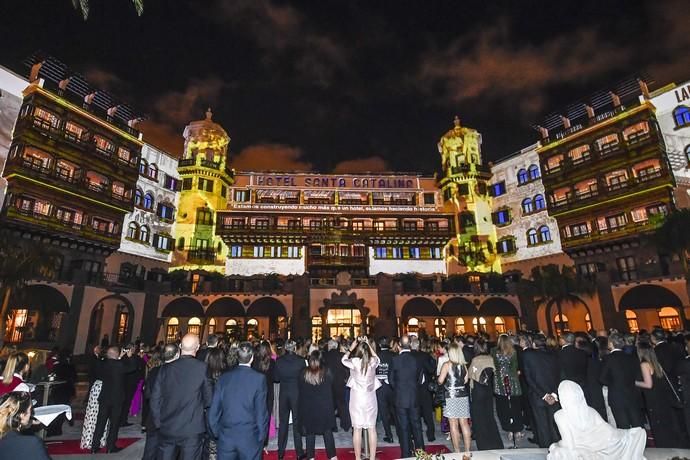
left=1, top=352, right=28, bottom=387
left=447, top=343, right=466, bottom=365
left=0, top=392, right=31, bottom=438
left=497, top=334, right=514, bottom=357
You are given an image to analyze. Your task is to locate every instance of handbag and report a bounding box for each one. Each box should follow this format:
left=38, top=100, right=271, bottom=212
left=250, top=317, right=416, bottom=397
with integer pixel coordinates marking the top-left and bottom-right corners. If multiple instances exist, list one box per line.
left=428, top=380, right=445, bottom=407
left=478, top=367, right=494, bottom=386
left=662, top=369, right=684, bottom=409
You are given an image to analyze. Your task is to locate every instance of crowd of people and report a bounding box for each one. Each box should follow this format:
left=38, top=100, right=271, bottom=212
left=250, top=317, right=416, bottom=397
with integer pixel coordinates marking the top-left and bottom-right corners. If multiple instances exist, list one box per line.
left=0, top=326, right=689, bottom=459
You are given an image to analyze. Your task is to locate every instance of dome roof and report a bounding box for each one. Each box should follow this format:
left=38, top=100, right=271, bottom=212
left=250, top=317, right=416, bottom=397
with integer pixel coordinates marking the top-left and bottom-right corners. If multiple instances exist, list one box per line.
left=183, top=108, right=230, bottom=147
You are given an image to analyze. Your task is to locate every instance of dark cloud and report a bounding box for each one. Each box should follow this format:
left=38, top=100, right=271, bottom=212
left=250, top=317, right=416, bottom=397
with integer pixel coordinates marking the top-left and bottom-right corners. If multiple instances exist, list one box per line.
left=230, top=144, right=312, bottom=172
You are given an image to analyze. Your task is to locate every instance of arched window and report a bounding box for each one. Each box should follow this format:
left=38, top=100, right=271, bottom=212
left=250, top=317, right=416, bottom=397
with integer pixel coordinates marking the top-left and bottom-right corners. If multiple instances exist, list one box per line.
left=143, top=193, right=154, bottom=209
left=534, top=194, right=546, bottom=210
left=674, top=106, right=690, bottom=128
left=139, top=159, right=148, bottom=175
left=585, top=313, right=592, bottom=331
left=127, top=222, right=139, bottom=239
left=517, top=169, right=529, bottom=185
left=495, top=316, right=506, bottom=334
left=247, top=318, right=259, bottom=338
left=539, top=225, right=552, bottom=242
left=554, top=313, right=570, bottom=331
left=527, top=228, right=539, bottom=246
left=187, top=317, right=202, bottom=336
left=148, top=163, right=158, bottom=180
left=434, top=318, right=446, bottom=337
left=208, top=318, right=216, bottom=335
left=408, top=317, right=419, bottom=334
left=455, top=317, right=465, bottom=334
left=659, top=306, right=681, bottom=330
left=528, top=164, right=540, bottom=180
left=472, top=317, right=487, bottom=333
left=166, top=317, right=179, bottom=342
left=226, top=318, right=238, bottom=327
left=139, top=225, right=150, bottom=243
left=626, top=310, right=639, bottom=333
left=134, top=189, right=143, bottom=207
left=522, top=198, right=533, bottom=214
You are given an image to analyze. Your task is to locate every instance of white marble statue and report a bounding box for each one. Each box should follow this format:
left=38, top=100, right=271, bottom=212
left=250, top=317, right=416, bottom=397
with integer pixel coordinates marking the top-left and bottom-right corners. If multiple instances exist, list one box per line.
left=547, top=380, right=646, bottom=460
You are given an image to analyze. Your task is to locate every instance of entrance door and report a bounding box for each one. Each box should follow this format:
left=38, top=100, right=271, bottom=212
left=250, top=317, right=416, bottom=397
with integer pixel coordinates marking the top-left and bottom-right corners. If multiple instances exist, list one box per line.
left=326, top=308, right=361, bottom=338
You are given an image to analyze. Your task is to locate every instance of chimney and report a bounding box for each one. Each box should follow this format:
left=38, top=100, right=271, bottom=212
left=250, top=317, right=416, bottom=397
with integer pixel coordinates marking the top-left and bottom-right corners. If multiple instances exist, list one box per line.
left=584, top=104, right=595, bottom=119
left=638, top=78, right=650, bottom=99
left=610, top=91, right=621, bottom=107
left=561, top=115, right=571, bottom=129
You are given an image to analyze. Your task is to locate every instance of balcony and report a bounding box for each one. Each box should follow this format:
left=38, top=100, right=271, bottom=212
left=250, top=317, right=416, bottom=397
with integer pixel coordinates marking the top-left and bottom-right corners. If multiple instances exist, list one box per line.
left=217, top=222, right=454, bottom=239
left=186, top=248, right=223, bottom=265
left=561, top=220, right=658, bottom=249
left=200, top=159, right=221, bottom=169
left=6, top=156, right=134, bottom=208
left=308, top=254, right=368, bottom=266
left=17, top=115, right=139, bottom=171
left=178, top=158, right=196, bottom=167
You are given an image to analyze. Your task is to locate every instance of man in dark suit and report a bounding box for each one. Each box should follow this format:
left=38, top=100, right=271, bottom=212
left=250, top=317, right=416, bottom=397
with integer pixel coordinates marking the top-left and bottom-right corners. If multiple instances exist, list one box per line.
left=209, top=342, right=268, bottom=460
left=522, top=335, right=561, bottom=448
left=91, top=346, right=137, bottom=454
left=675, top=338, right=690, bottom=442
left=120, top=343, right=145, bottom=427
left=460, top=335, right=475, bottom=365
left=652, top=328, right=681, bottom=378
left=516, top=333, right=535, bottom=438
left=142, top=343, right=179, bottom=460
left=375, top=336, right=398, bottom=443
left=274, top=339, right=305, bottom=460
left=599, top=332, right=642, bottom=428
left=411, top=336, right=436, bottom=442
left=323, top=339, right=351, bottom=431
left=390, top=335, right=424, bottom=458
left=558, top=332, right=588, bottom=388
left=151, top=334, right=213, bottom=460
left=196, top=333, right=219, bottom=363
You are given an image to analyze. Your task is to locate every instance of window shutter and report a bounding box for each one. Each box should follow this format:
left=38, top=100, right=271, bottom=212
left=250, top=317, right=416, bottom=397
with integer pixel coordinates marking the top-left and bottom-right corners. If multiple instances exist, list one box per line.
left=153, top=234, right=159, bottom=248
left=166, top=237, right=173, bottom=251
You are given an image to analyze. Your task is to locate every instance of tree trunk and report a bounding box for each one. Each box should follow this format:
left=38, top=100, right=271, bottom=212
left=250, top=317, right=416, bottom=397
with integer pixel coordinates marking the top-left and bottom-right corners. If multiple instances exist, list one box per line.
left=556, top=298, right=565, bottom=334
left=0, top=286, right=12, bottom=348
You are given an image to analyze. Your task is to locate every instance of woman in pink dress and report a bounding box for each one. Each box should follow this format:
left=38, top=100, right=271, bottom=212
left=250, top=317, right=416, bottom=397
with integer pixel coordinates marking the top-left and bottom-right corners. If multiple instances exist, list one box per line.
left=342, top=337, right=380, bottom=460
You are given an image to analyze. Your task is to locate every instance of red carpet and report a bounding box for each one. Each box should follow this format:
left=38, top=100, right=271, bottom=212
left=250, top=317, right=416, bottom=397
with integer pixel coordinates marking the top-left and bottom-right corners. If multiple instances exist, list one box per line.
left=263, top=444, right=450, bottom=460
left=46, top=438, right=139, bottom=455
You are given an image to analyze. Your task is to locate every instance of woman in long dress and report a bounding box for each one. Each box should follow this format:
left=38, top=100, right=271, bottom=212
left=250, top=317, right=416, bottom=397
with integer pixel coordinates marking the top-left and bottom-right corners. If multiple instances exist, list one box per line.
left=298, top=351, right=337, bottom=460
left=548, top=380, right=646, bottom=460
left=492, top=334, right=524, bottom=440
left=438, top=343, right=471, bottom=456
left=468, top=339, right=503, bottom=450
left=80, top=375, right=107, bottom=449
left=342, top=337, right=380, bottom=460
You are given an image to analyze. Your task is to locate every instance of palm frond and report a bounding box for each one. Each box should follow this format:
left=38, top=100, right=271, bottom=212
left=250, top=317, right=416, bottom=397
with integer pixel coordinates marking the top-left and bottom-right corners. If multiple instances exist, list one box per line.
left=132, top=0, right=144, bottom=16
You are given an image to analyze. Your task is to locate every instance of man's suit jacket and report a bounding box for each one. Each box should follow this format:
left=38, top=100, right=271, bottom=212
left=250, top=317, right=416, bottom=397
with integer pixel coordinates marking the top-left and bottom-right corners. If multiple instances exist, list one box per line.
left=599, top=350, right=642, bottom=408
left=411, top=350, right=435, bottom=386
left=522, top=348, right=560, bottom=403
left=655, top=341, right=680, bottom=378
left=323, top=349, right=348, bottom=390
left=143, top=365, right=161, bottom=431
left=274, top=352, right=306, bottom=394
left=390, top=351, right=421, bottom=408
left=96, top=357, right=137, bottom=405
left=462, top=345, right=475, bottom=365
left=150, top=355, right=212, bottom=437
left=0, top=431, right=51, bottom=460
left=208, top=365, right=268, bottom=451
left=558, top=345, right=588, bottom=385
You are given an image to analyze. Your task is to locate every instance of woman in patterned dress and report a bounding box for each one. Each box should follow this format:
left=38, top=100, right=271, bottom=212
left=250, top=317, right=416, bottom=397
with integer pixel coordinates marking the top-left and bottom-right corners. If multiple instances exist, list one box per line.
left=492, top=334, right=524, bottom=441
left=438, top=343, right=471, bottom=456
left=80, top=377, right=107, bottom=450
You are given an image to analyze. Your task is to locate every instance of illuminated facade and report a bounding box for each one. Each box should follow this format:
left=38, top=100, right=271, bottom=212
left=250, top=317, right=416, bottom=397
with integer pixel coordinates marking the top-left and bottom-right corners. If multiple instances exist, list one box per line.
left=437, top=117, right=498, bottom=273
left=0, top=65, right=28, bottom=207
left=217, top=172, right=453, bottom=277
left=173, top=109, right=233, bottom=272
left=489, top=143, right=572, bottom=275
left=105, top=143, right=180, bottom=281
left=536, top=78, right=686, bottom=333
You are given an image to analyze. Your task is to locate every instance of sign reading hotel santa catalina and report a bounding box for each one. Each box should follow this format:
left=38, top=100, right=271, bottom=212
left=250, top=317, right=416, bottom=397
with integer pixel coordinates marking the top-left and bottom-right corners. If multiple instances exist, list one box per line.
left=252, top=174, right=417, bottom=189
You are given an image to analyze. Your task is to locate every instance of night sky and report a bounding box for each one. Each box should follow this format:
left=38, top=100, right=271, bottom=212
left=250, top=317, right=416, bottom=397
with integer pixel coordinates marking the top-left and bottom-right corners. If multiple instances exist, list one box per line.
left=1, top=1, right=687, bottom=174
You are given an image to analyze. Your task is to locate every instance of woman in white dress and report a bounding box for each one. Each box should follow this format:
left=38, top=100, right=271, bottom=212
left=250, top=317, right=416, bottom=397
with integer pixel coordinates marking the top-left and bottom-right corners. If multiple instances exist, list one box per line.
left=547, top=380, right=646, bottom=460
left=342, top=337, right=380, bottom=460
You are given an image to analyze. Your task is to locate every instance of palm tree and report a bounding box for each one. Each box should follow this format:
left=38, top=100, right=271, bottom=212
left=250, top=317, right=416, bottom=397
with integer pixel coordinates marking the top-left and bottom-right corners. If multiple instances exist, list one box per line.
left=0, top=233, right=60, bottom=347
left=655, top=209, right=690, bottom=329
left=519, top=264, right=595, bottom=334
left=72, top=0, right=143, bottom=20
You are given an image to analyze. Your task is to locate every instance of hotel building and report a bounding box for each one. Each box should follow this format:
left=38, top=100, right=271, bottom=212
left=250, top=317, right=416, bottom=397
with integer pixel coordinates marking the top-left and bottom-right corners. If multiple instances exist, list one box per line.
left=0, top=65, right=28, bottom=207
left=536, top=77, right=688, bottom=334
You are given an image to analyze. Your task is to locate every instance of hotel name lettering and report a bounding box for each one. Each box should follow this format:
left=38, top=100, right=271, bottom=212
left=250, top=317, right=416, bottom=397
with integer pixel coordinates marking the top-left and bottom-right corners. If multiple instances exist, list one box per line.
left=253, top=175, right=416, bottom=189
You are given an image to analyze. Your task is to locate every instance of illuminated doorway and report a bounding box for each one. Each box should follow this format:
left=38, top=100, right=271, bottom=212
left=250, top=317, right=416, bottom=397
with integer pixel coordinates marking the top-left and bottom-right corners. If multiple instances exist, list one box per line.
left=312, top=316, right=323, bottom=342
left=326, top=308, right=361, bottom=338
left=407, top=317, right=419, bottom=335
left=472, top=317, right=487, bottom=333
left=434, top=318, right=446, bottom=337
left=188, top=317, right=202, bottom=336
left=554, top=313, right=570, bottom=332
left=166, top=318, right=179, bottom=342
left=225, top=318, right=240, bottom=338
left=626, top=310, right=639, bottom=333
left=494, top=316, right=506, bottom=334
left=247, top=318, right=259, bottom=339
left=455, top=317, right=465, bottom=334
left=659, top=307, right=681, bottom=330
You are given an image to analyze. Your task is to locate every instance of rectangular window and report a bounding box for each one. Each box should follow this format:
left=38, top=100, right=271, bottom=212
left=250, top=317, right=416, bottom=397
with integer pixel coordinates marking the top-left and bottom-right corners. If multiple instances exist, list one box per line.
left=93, top=135, right=115, bottom=156
left=198, top=178, right=214, bottom=192
left=374, top=221, right=385, bottom=232
left=153, top=234, right=173, bottom=251
left=425, top=221, right=439, bottom=232
left=492, top=209, right=511, bottom=225
left=352, top=221, right=364, bottom=231
left=309, top=220, right=322, bottom=229
left=402, top=221, right=418, bottom=231
left=230, top=218, right=244, bottom=228
left=392, top=247, right=403, bottom=259
left=577, top=263, right=599, bottom=276
left=288, top=246, right=300, bottom=258
left=287, top=220, right=300, bottom=229
left=230, top=245, right=242, bottom=257
left=255, top=219, right=269, bottom=229
left=570, top=222, right=590, bottom=237
left=409, top=247, right=421, bottom=258
left=253, top=246, right=265, bottom=258
left=605, top=213, right=628, bottom=231
left=233, top=189, right=250, bottom=202
left=617, top=256, right=638, bottom=281
left=64, top=121, right=87, bottom=142
left=496, top=239, right=515, bottom=254
left=164, top=175, right=179, bottom=191
left=423, top=192, right=436, bottom=205
left=182, top=178, right=193, bottom=190
left=196, top=208, right=213, bottom=226
left=489, top=181, right=506, bottom=197
left=430, top=247, right=442, bottom=259
left=375, top=247, right=387, bottom=258
left=34, top=107, right=60, bottom=129
left=117, top=147, right=132, bottom=163
left=220, top=185, right=227, bottom=198
left=457, top=184, right=470, bottom=195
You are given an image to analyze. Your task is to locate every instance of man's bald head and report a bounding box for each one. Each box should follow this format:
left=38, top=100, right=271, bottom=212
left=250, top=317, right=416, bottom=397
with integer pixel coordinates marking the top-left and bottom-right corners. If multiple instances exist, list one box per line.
left=180, top=334, right=200, bottom=356
left=106, top=346, right=120, bottom=359
left=400, top=335, right=411, bottom=350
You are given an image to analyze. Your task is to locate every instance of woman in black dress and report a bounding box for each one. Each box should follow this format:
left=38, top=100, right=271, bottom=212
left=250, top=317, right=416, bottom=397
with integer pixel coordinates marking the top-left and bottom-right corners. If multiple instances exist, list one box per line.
left=205, top=348, right=227, bottom=460
left=635, top=341, right=686, bottom=447
left=253, top=341, right=276, bottom=450
left=298, top=350, right=337, bottom=460
left=492, top=334, right=524, bottom=441
left=468, top=339, right=503, bottom=450
left=586, top=337, right=608, bottom=421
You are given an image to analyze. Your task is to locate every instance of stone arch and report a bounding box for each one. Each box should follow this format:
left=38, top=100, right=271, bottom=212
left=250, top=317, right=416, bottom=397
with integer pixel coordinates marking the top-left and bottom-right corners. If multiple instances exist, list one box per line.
left=545, top=296, right=592, bottom=335
left=86, top=294, right=135, bottom=351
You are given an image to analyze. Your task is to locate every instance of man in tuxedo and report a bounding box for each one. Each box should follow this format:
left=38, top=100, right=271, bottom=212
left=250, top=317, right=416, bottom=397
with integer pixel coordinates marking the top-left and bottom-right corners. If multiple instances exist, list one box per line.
left=209, top=342, right=268, bottom=460
left=516, top=333, right=535, bottom=439
left=91, top=346, right=137, bottom=454
left=142, top=343, right=179, bottom=460
left=120, top=343, right=145, bottom=427
left=460, top=335, right=475, bottom=365
left=323, top=339, right=351, bottom=431
left=558, top=332, right=588, bottom=389
left=274, top=339, right=306, bottom=460
left=375, top=336, right=398, bottom=443
left=196, top=333, right=219, bottom=363
left=411, top=336, right=436, bottom=442
left=599, top=333, right=642, bottom=428
left=522, top=335, right=561, bottom=448
left=151, top=334, right=212, bottom=460
left=390, top=335, right=424, bottom=458
left=651, top=328, right=682, bottom=378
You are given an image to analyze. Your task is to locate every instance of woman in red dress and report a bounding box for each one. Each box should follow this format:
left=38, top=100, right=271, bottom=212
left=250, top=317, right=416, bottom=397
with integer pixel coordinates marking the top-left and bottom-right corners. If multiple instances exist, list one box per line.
left=0, top=352, right=30, bottom=396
